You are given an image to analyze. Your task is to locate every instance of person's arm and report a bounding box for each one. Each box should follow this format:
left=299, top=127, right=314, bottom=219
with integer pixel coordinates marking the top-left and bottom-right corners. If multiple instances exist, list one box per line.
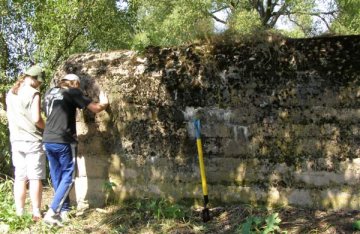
left=31, top=93, right=45, bottom=129
left=86, top=91, right=109, bottom=113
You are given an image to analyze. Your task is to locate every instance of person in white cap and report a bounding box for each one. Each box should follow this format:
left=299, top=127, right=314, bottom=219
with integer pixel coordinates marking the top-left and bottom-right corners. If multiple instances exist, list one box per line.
left=42, top=73, right=108, bottom=226
left=6, top=64, right=46, bottom=222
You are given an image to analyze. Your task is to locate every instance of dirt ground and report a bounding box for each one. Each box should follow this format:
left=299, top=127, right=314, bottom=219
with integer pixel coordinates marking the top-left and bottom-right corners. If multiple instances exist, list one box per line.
left=50, top=204, right=360, bottom=234
left=19, top=187, right=360, bottom=234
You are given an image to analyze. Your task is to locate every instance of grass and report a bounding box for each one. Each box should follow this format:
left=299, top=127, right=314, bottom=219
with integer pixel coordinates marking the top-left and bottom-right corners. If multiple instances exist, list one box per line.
left=92, top=198, right=197, bottom=233
left=0, top=179, right=288, bottom=234
left=0, top=177, right=60, bottom=233
left=1, top=176, right=353, bottom=233
left=0, top=178, right=208, bottom=234
left=0, top=177, right=33, bottom=232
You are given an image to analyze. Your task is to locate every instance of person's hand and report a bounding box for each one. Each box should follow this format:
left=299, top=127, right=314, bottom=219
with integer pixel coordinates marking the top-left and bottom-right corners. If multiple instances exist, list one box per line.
left=99, top=91, right=109, bottom=111
left=86, top=90, right=109, bottom=113
left=99, top=91, right=109, bottom=105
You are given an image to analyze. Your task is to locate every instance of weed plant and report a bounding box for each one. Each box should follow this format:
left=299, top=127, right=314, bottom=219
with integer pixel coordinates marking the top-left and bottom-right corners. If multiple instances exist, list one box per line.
left=97, top=198, right=198, bottom=233
left=236, top=212, right=285, bottom=234
left=0, top=177, right=33, bottom=231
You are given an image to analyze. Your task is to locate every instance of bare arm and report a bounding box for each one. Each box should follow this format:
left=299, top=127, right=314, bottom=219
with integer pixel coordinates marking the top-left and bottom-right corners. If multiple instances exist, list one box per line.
left=31, top=93, right=45, bottom=129
left=87, top=102, right=108, bottom=113
left=86, top=91, right=109, bottom=113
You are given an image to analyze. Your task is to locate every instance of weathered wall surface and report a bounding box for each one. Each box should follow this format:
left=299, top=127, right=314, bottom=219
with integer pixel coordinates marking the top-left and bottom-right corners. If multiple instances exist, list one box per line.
left=55, top=35, right=360, bottom=210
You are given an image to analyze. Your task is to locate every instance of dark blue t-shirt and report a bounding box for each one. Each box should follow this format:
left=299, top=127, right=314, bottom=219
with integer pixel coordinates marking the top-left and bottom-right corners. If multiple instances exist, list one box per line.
left=43, top=87, right=92, bottom=143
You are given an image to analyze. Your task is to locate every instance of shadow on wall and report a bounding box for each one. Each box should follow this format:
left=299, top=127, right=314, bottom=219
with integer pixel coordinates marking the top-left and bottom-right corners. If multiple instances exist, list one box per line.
left=54, top=63, right=116, bottom=209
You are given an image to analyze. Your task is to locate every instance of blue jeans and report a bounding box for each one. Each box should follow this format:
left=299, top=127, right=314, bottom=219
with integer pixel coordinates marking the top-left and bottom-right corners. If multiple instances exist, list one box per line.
left=44, top=143, right=76, bottom=213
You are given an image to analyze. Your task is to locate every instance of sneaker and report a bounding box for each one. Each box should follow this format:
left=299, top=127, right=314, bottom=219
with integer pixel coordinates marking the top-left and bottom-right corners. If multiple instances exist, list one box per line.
left=32, top=215, right=41, bottom=222
left=43, top=209, right=63, bottom=227
left=60, top=211, right=70, bottom=223
left=16, top=208, right=24, bottom=216
left=32, top=209, right=42, bottom=222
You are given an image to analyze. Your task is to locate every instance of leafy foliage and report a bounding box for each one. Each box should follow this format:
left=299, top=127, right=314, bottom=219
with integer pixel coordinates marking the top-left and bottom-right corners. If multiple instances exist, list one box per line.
left=97, top=197, right=191, bottom=233
left=236, top=212, right=284, bottom=234
left=0, top=109, right=10, bottom=177
left=331, top=0, right=360, bottom=34
left=0, top=178, right=59, bottom=233
left=131, top=0, right=213, bottom=50
left=0, top=0, right=36, bottom=78
left=134, top=198, right=187, bottom=220
left=27, top=0, right=134, bottom=71
left=1, top=0, right=135, bottom=85
left=0, top=178, right=33, bottom=231
left=228, top=9, right=263, bottom=35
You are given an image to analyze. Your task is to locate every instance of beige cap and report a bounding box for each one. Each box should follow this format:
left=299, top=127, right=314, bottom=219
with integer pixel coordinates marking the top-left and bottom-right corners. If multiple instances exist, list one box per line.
left=61, top=74, right=80, bottom=82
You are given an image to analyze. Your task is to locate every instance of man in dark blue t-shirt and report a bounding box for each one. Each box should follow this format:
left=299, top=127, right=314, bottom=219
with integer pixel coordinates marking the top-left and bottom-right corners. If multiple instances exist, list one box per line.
left=42, top=74, right=108, bottom=226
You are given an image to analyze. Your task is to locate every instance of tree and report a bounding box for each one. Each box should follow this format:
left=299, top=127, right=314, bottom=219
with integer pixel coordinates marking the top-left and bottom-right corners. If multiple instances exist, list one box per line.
left=0, top=0, right=136, bottom=87
left=209, top=0, right=338, bottom=36
left=331, top=0, right=360, bottom=34
left=0, top=0, right=358, bottom=83
left=27, top=0, right=134, bottom=72
left=0, top=0, right=36, bottom=78
left=130, top=0, right=214, bottom=49
left=128, top=0, right=340, bottom=48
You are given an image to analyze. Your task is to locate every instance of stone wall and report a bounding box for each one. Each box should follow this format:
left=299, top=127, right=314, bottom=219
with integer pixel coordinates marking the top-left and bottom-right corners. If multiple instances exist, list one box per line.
left=55, top=35, right=360, bottom=210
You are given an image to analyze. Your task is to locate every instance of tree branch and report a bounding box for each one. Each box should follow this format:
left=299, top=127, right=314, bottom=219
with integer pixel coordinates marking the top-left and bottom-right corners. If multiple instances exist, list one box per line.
left=257, top=0, right=265, bottom=18
left=270, top=0, right=280, bottom=13
left=207, top=12, right=227, bottom=24
left=263, top=0, right=273, bottom=25
left=287, top=15, right=308, bottom=34
left=268, top=3, right=288, bottom=27
left=210, top=6, right=229, bottom=15
left=312, top=14, right=333, bottom=33
left=279, top=10, right=337, bottom=16
left=228, top=0, right=241, bottom=11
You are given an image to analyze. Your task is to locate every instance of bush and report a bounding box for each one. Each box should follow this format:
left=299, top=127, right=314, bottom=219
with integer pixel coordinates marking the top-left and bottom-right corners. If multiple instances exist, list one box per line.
left=0, top=114, right=11, bottom=178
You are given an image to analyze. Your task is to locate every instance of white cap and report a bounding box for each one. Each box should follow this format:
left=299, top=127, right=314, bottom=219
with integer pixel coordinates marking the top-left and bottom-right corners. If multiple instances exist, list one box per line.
left=61, top=74, right=80, bottom=82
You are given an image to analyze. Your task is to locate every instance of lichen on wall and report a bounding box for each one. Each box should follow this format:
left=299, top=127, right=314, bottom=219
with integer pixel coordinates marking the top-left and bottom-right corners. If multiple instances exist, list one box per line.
left=55, top=35, right=360, bottom=209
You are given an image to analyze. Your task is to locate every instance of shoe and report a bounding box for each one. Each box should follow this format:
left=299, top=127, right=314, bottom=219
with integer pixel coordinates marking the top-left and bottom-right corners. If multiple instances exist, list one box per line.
left=16, top=208, right=24, bottom=216
left=43, top=209, right=63, bottom=227
left=32, top=215, right=41, bottom=222
left=32, top=209, right=42, bottom=222
left=60, top=211, right=70, bottom=223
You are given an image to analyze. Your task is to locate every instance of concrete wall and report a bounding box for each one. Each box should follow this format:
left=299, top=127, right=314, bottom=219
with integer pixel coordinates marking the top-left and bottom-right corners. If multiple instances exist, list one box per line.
left=56, top=35, right=360, bottom=210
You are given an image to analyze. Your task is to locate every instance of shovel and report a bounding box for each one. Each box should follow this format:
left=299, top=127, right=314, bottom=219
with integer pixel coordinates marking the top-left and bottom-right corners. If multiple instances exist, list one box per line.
left=194, top=119, right=211, bottom=222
